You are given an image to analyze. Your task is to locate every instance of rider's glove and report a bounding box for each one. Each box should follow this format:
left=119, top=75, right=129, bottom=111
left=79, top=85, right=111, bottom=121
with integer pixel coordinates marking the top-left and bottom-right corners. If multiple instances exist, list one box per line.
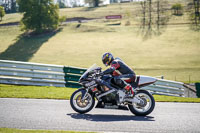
left=99, top=72, right=104, bottom=76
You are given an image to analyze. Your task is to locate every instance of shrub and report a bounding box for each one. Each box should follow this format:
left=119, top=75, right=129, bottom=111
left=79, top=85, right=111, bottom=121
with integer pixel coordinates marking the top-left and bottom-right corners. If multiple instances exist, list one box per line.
left=0, top=6, right=5, bottom=21
left=171, top=3, right=183, bottom=16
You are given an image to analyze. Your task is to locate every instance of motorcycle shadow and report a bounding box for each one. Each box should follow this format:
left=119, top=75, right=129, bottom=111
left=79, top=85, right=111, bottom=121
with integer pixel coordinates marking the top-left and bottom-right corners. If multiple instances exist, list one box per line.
left=67, top=113, right=155, bottom=122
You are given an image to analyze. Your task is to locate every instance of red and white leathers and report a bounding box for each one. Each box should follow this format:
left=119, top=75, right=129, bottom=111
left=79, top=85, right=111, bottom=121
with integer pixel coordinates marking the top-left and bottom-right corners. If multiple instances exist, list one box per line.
left=103, top=58, right=136, bottom=96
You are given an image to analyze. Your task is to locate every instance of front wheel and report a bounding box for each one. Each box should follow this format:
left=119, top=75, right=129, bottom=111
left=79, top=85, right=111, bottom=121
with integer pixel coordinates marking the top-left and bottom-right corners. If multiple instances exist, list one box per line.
left=128, top=90, right=155, bottom=116
left=70, top=89, right=95, bottom=114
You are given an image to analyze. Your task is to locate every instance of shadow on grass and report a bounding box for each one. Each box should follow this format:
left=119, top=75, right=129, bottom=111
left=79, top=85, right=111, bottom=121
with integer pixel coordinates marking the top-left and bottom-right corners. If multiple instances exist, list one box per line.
left=137, top=25, right=167, bottom=41
left=67, top=113, right=155, bottom=122
left=73, top=24, right=116, bottom=32
left=0, top=28, right=62, bottom=61
left=137, top=16, right=170, bottom=40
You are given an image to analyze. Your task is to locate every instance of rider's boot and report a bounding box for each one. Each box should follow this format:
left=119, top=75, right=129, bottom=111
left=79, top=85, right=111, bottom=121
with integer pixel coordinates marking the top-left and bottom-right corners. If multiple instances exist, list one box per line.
left=124, top=84, right=135, bottom=97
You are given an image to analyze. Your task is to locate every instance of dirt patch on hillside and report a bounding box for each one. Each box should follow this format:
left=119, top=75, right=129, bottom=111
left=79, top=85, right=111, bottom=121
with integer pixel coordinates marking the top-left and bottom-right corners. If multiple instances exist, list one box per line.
left=0, top=17, right=99, bottom=27
left=66, top=17, right=99, bottom=22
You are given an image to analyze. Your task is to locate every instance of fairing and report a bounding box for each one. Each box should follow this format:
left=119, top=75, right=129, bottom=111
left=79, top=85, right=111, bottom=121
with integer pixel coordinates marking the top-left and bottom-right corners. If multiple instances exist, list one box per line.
left=79, top=64, right=99, bottom=82
left=138, top=75, right=157, bottom=87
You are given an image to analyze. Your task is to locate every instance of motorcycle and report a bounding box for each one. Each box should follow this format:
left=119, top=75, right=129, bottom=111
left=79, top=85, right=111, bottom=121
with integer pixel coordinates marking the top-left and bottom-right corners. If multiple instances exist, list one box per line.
left=70, top=64, right=156, bottom=116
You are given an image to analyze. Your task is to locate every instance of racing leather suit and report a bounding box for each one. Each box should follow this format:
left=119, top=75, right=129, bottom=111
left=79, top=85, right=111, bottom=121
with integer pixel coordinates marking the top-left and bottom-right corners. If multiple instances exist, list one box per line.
left=103, top=58, right=136, bottom=94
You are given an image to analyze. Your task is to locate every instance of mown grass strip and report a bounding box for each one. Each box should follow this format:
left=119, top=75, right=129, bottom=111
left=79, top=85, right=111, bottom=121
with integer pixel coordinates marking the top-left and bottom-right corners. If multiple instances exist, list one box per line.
left=0, top=128, right=96, bottom=133
left=0, top=84, right=77, bottom=100
left=0, top=84, right=200, bottom=102
left=154, top=95, right=200, bottom=103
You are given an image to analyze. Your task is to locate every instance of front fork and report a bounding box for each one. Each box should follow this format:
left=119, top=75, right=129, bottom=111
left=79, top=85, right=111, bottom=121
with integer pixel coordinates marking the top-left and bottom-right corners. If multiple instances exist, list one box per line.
left=80, top=88, right=89, bottom=101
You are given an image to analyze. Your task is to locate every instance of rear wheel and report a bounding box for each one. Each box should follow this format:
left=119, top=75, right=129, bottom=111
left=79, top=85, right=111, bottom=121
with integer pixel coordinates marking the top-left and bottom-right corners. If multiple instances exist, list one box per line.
left=128, top=90, right=155, bottom=116
left=70, top=89, right=95, bottom=114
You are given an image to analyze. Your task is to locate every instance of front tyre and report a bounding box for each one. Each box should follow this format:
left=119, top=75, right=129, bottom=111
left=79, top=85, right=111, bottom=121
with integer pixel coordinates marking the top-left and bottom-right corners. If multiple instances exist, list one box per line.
left=128, top=90, right=155, bottom=116
left=70, top=89, right=95, bottom=114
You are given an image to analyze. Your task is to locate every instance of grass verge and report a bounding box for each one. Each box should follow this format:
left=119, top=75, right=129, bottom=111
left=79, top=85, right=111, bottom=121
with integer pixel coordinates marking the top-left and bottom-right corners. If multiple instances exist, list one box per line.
left=154, top=95, right=200, bottom=103
left=0, top=84, right=199, bottom=102
left=0, top=128, right=95, bottom=133
left=0, top=84, right=77, bottom=100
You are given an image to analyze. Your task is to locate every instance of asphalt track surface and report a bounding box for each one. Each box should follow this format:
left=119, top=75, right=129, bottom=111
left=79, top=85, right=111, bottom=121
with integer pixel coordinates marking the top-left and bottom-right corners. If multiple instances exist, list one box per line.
left=0, top=98, right=200, bottom=133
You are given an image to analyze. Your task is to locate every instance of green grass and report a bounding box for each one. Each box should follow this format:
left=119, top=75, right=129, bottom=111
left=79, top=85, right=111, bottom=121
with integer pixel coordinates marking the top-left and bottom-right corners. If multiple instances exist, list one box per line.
left=0, top=84, right=200, bottom=102
left=154, top=95, right=200, bottom=102
left=0, top=26, right=22, bottom=54
left=0, top=84, right=77, bottom=100
left=0, top=13, right=22, bottom=24
left=29, top=24, right=200, bottom=82
left=0, top=23, right=200, bottom=82
left=0, top=128, right=95, bottom=133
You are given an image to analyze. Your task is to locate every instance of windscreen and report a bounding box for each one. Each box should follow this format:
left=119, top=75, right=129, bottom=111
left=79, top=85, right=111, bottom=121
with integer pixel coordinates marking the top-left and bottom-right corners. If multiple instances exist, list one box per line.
left=79, top=64, right=99, bottom=81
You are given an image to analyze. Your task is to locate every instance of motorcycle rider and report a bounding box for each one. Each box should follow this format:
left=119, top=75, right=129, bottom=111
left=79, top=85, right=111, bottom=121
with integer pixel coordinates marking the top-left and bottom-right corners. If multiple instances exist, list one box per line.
left=102, top=52, right=136, bottom=97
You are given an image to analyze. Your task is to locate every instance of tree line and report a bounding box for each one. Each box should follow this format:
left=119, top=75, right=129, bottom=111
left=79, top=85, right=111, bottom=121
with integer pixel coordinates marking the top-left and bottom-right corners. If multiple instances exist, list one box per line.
left=0, top=0, right=199, bottom=33
left=0, top=0, right=101, bottom=12
left=139, top=0, right=200, bottom=32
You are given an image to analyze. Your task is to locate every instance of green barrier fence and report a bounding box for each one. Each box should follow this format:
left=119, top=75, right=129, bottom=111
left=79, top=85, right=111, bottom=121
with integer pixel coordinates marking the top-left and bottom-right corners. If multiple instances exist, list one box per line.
left=63, top=66, right=87, bottom=88
left=195, top=83, right=200, bottom=98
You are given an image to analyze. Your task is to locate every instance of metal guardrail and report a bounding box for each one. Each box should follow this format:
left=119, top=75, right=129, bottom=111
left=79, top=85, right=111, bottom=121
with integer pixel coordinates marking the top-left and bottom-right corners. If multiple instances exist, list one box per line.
left=0, top=60, right=66, bottom=87
left=0, top=60, right=185, bottom=97
left=0, top=60, right=85, bottom=87
left=143, top=79, right=184, bottom=97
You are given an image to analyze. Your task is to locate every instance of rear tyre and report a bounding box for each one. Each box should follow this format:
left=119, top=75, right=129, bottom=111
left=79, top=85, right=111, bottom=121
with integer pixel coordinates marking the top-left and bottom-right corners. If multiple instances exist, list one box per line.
left=128, top=90, right=155, bottom=116
left=70, top=89, right=95, bottom=114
